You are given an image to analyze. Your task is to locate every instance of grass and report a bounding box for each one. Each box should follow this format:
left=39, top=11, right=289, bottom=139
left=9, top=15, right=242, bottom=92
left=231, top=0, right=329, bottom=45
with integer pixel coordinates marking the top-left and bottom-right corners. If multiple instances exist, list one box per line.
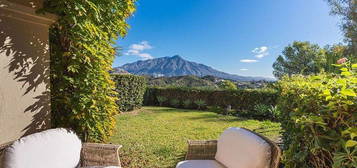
left=110, top=106, right=281, bottom=168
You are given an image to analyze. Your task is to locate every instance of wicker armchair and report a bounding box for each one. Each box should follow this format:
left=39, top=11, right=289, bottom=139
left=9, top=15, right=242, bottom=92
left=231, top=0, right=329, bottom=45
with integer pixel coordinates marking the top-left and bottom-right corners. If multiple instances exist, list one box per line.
left=179, top=128, right=281, bottom=168
left=0, top=129, right=123, bottom=168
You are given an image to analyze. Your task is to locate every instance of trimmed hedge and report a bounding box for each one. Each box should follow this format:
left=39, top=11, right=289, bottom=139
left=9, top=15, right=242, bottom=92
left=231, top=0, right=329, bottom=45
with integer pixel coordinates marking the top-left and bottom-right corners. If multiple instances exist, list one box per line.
left=277, top=64, right=357, bottom=168
left=113, top=74, right=147, bottom=112
left=144, top=87, right=278, bottom=119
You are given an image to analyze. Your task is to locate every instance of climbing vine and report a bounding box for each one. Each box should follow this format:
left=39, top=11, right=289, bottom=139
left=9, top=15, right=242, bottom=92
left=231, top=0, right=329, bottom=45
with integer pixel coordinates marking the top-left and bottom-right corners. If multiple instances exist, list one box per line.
left=43, top=0, right=135, bottom=142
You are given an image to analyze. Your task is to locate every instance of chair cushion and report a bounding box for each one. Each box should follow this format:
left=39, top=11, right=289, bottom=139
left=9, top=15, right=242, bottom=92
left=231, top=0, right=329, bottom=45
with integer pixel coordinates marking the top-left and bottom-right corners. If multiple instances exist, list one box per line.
left=176, top=160, right=226, bottom=168
left=215, top=127, right=271, bottom=168
left=2, top=128, right=82, bottom=168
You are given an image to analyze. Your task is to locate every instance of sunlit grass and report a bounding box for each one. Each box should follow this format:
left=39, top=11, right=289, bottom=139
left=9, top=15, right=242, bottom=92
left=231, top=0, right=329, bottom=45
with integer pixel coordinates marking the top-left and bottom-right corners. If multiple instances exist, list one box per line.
left=110, top=106, right=281, bottom=168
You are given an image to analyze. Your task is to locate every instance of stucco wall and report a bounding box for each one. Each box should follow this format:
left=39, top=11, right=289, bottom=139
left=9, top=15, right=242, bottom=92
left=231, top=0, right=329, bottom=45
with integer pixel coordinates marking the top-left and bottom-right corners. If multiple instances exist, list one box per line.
left=0, top=0, right=55, bottom=144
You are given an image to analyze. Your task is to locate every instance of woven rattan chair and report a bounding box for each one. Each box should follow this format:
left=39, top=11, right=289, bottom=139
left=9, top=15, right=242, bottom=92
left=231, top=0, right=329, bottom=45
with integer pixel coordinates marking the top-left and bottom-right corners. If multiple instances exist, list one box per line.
left=0, top=128, right=122, bottom=168
left=177, top=127, right=281, bottom=168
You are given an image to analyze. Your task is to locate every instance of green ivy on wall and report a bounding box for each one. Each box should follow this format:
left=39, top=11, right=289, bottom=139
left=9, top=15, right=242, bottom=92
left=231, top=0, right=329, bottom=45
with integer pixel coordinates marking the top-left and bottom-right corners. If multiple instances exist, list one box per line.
left=43, top=0, right=136, bottom=142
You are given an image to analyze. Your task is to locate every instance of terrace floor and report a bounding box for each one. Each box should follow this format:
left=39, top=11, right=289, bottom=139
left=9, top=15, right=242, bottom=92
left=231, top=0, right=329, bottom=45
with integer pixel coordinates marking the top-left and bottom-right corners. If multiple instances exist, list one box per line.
left=110, top=106, right=281, bottom=168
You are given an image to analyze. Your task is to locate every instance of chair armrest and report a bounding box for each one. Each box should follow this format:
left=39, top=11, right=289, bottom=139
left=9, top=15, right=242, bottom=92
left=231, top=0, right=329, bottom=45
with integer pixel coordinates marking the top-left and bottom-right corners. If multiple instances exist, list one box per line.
left=185, top=140, right=217, bottom=160
left=80, top=143, right=122, bottom=167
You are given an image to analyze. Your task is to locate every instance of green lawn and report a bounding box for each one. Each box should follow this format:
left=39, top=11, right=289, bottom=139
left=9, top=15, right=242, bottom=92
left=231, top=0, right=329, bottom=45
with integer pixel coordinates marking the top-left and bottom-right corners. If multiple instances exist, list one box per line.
left=110, top=106, right=281, bottom=168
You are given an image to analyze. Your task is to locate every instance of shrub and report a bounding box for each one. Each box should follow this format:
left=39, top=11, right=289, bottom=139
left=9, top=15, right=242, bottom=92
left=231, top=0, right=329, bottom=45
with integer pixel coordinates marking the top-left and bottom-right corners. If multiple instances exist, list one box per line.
left=182, top=100, right=192, bottom=108
left=207, top=106, right=224, bottom=113
left=112, top=74, right=147, bottom=112
left=144, top=87, right=278, bottom=119
left=194, top=99, right=206, bottom=110
left=268, top=105, right=281, bottom=121
left=277, top=63, right=357, bottom=168
left=218, top=80, right=237, bottom=90
left=157, top=96, right=167, bottom=106
left=170, top=99, right=180, bottom=108
left=47, top=0, right=135, bottom=142
left=252, top=104, right=271, bottom=118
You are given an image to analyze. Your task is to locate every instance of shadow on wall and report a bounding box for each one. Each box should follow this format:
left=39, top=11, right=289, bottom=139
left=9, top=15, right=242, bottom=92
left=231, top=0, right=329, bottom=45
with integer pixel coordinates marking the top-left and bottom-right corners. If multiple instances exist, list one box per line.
left=0, top=16, right=51, bottom=136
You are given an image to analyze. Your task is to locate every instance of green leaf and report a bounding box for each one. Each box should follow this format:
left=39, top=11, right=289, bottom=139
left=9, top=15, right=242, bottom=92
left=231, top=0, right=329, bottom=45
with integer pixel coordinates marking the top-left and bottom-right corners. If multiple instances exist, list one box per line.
left=345, top=140, right=357, bottom=148
left=340, top=68, right=348, bottom=72
left=340, top=89, right=356, bottom=97
left=352, top=64, right=357, bottom=68
left=341, top=71, right=351, bottom=76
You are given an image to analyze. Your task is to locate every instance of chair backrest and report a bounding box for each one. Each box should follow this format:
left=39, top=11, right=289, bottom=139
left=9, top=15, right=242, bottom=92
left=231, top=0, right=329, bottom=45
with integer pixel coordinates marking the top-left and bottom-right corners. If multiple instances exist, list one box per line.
left=2, top=128, right=82, bottom=168
left=215, top=127, right=274, bottom=168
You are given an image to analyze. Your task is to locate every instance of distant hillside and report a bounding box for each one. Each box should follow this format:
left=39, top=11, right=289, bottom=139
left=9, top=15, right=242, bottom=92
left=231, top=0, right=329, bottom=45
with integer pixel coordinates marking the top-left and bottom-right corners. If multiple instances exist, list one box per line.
left=147, top=75, right=219, bottom=89
left=115, top=55, right=274, bottom=81
left=111, top=67, right=129, bottom=74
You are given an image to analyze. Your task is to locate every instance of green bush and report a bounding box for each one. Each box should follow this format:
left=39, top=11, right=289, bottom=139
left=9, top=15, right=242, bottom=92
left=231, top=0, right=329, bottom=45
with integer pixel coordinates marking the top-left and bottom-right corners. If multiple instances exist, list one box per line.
left=144, top=87, right=278, bottom=119
left=277, top=63, right=357, bottom=168
left=182, top=99, right=192, bottom=108
left=157, top=96, right=168, bottom=106
left=194, top=99, right=206, bottom=110
left=207, top=106, right=224, bottom=114
left=218, top=80, right=237, bottom=90
left=170, top=99, right=180, bottom=108
left=268, top=105, right=281, bottom=121
left=253, top=104, right=271, bottom=117
left=112, top=74, right=147, bottom=112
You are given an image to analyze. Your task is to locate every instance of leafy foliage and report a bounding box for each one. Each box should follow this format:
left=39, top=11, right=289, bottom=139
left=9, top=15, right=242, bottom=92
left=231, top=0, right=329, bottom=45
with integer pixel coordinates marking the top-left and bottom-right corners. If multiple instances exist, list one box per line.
left=169, top=99, right=180, bottom=108
left=156, top=96, right=167, bottom=106
left=182, top=99, right=192, bottom=108
left=218, top=80, right=238, bottom=90
left=277, top=62, right=357, bottom=168
left=253, top=104, right=271, bottom=117
left=144, top=87, right=278, bottom=119
left=112, top=74, right=147, bottom=112
left=44, top=0, right=135, bottom=142
left=194, top=99, right=206, bottom=110
left=326, top=0, right=357, bottom=55
left=273, top=41, right=326, bottom=78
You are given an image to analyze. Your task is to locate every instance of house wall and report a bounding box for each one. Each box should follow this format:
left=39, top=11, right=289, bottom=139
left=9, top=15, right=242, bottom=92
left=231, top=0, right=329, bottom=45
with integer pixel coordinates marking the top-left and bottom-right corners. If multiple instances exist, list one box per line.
left=0, top=0, right=56, bottom=144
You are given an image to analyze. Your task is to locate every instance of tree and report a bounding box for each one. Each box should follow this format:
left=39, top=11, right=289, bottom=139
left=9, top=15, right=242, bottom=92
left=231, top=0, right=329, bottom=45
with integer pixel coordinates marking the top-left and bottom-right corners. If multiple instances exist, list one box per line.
left=43, top=0, right=136, bottom=142
left=218, top=80, right=238, bottom=90
left=326, top=0, right=357, bottom=56
left=273, top=41, right=326, bottom=78
left=324, top=44, right=349, bottom=73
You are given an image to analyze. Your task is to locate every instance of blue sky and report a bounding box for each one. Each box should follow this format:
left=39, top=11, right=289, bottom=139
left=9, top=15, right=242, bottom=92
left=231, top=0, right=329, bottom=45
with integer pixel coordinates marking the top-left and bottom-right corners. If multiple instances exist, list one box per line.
left=113, top=0, right=343, bottom=78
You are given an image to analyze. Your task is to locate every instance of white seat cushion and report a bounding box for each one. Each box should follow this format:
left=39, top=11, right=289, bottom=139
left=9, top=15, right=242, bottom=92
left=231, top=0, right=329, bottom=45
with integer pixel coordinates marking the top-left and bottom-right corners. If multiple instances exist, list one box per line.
left=176, top=160, right=226, bottom=168
left=2, top=128, right=82, bottom=168
left=215, top=127, right=271, bottom=168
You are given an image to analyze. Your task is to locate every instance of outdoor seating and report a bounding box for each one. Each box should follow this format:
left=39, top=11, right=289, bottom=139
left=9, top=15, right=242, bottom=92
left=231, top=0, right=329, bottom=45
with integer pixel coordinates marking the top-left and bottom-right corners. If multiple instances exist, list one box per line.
left=176, top=127, right=281, bottom=168
left=0, top=128, right=122, bottom=168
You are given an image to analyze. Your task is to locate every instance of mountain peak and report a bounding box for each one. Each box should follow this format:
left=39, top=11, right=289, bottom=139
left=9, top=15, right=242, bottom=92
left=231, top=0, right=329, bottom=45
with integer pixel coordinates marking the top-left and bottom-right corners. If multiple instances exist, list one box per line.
left=171, top=55, right=182, bottom=59
left=117, top=56, right=273, bottom=81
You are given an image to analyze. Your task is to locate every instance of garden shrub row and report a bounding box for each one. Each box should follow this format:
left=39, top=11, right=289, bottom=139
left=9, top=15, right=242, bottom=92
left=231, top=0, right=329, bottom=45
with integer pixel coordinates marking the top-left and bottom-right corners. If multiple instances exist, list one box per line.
left=144, top=87, right=278, bottom=119
left=112, top=74, right=147, bottom=112
left=277, top=64, right=357, bottom=168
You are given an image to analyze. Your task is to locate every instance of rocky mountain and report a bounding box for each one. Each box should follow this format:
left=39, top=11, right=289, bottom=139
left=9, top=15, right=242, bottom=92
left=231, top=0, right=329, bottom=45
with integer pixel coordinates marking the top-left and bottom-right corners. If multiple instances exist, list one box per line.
left=115, top=55, right=274, bottom=81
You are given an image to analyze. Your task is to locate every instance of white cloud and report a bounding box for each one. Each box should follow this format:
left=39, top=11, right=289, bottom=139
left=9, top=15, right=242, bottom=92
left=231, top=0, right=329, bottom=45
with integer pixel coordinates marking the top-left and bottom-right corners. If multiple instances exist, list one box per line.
left=130, top=41, right=152, bottom=51
left=137, top=53, right=153, bottom=60
left=240, top=59, right=258, bottom=63
left=252, top=46, right=269, bottom=58
left=240, top=68, right=248, bottom=71
left=125, top=41, right=153, bottom=60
